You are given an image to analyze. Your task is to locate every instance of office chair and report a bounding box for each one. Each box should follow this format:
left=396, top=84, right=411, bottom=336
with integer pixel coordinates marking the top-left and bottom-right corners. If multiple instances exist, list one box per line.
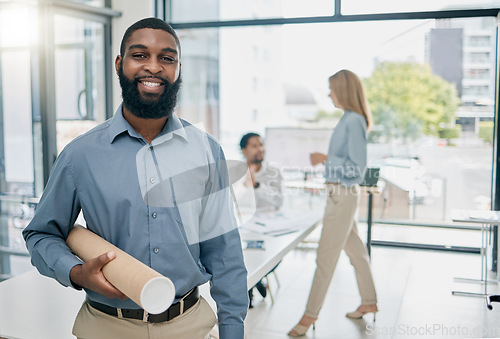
left=249, top=261, right=281, bottom=307
left=486, top=295, right=500, bottom=310
left=262, top=262, right=281, bottom=304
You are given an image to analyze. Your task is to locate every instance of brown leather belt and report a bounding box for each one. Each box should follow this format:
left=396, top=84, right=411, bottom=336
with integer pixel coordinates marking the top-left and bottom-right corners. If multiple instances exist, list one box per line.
left=86, top=287, right=199, bottom=323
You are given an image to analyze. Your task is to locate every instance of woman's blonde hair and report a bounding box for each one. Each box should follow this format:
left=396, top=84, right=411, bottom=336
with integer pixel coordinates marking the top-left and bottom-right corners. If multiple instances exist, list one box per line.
left=329, top=69, right=372, bottom=129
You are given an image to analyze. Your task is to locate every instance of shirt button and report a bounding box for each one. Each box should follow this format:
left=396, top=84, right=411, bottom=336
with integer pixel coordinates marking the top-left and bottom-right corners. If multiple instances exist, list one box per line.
left=153, top=248, right=159, bottom=254
left=148, top=146, right=152, bottom=151
left=150, top=178, right=155, bottom=184
left=152, top=212, right=157, bottom=219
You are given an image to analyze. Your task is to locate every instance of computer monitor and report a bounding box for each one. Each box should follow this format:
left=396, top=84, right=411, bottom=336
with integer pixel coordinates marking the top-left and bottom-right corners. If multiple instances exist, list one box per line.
left=360, top=167, right=380, bottom=187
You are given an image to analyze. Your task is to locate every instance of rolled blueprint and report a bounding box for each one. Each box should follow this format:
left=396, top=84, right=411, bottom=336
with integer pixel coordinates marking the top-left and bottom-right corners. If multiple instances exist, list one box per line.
left=66, top=225, right=175, bottom=314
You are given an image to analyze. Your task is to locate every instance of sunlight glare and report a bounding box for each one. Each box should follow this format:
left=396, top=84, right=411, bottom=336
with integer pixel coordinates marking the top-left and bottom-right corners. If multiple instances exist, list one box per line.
left=0, top=6, right=37, bottom=47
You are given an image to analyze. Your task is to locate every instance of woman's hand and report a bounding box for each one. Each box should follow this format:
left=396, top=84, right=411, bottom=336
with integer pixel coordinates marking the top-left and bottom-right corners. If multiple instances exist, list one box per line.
left=310, top=153, right=327, bottom=166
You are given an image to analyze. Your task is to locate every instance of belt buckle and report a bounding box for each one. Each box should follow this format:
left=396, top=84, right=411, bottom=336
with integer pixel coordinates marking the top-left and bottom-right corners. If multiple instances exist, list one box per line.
left=179, top=299, right=184, bottom=315
left=142, top=310, right=149, bottom=323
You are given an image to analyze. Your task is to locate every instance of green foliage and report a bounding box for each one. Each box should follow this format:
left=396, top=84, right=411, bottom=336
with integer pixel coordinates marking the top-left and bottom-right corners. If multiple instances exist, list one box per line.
left=438, top=125, right=461, bottom=144
left=364, top=62, right=460, bottom=141
left=314, top=109, right=343, bottom=121
left=479, top=121, right=494, bottom=144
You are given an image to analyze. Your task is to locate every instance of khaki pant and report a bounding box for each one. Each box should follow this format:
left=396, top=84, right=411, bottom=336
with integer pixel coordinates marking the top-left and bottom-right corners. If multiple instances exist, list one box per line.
left=72, top=296, right=217, bottom=339
left=305, top=184, right=377, bottom=319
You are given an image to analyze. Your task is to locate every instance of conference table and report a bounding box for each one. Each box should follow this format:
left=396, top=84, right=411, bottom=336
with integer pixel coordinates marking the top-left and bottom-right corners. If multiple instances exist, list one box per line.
left=451, top=209, right=500, bottom=297
left=0, top=209, right=322, bottom=339
left=238, top=209, right=323, bottom=288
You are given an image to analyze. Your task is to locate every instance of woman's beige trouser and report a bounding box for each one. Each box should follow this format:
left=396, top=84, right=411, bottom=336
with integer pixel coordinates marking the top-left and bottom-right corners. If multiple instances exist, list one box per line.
left=72, top=296, right=217, bottom=339
left=304, top=183, right=377, bottom=318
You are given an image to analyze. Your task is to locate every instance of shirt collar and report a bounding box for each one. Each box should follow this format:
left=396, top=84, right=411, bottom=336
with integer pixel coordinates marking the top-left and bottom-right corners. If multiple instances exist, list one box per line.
left=108, top=104, right=188, bottom=144
left=255, top=162, right=267, bottom=174
left=158, top=111, right=188, bottom=144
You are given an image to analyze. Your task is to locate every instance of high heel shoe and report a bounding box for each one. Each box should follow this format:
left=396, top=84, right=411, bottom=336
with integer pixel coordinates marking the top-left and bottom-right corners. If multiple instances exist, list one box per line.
left=288, top=322, right=316, bottom=337
left=346, top=306, right=378, bottom=321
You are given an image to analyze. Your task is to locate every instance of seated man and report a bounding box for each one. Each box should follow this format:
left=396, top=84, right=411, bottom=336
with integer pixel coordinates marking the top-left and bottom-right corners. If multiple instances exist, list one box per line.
left=239, top=132, right=283, bottom=212
left=239, top=132, right=283, bottom=306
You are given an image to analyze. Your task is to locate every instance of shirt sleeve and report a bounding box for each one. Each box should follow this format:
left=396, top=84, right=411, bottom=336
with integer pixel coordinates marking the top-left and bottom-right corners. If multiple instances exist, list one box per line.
left=231, top=170, right=257, bottom=216
left=344, top=115, right=367, bottom=180
left=198, top=144, right=248, bottom=339
left=22, top=149, right=83, bottom=288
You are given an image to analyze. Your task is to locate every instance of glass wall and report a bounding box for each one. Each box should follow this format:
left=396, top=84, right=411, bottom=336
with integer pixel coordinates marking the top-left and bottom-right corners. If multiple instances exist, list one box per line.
left=170, top=1, right=499, bottom=249
left=342, top=0, right=500, bottom=15
left=168, top=0, right=500, bottom=22
left=175, top=28, right=220, bottom=136
left=54, top=14, right=107, bottom=153
left=169, top=0, right=334, bottom=22
left=0, top=2, right=39, bottom=197
left=71, top=0, right=109, bottom=8
left=0, top=1, right=114, bottom=196
left=0, top=0, right=115, bottom=280
left=0, top=2, right=39, bottom=280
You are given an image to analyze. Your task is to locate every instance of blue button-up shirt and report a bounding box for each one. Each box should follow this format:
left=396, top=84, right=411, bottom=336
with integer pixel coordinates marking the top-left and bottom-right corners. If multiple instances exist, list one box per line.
left=324, top=110, right=367, bottom=186
left=23, top=105, right=248, bottom=338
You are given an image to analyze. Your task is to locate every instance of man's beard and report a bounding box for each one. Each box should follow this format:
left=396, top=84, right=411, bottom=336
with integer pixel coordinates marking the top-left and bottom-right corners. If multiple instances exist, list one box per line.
left=118, top=64, right=182, bottom=119
left=251, top=155, right=263, bottom=165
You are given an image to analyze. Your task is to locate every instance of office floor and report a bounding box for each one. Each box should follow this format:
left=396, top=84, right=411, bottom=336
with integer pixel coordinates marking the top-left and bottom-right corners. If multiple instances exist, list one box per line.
left=6, top=220, right=500, bottom=338
left=245, top=225, right=500, bottom=339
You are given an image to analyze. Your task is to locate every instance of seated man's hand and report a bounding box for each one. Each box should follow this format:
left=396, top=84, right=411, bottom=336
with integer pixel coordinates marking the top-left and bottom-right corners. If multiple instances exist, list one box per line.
left=244, top=165, right=258, bottom=188
left=70, top=251, right=127, bottom=300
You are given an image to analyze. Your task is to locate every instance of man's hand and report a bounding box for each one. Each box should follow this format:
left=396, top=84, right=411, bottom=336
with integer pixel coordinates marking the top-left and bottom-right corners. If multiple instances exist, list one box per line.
left=310, top=153, right=327, bottom=166
left=70, top=251, right=127, bottom=300
left=244, top=165, right=258, bottom=188
left=248, top=164, right=259, bottom=187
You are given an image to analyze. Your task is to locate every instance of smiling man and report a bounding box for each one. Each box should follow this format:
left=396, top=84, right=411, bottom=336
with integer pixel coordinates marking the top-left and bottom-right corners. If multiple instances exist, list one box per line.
left=117, top=24, right=182, bottom=122
left=23, top=18, right=248, bottom=339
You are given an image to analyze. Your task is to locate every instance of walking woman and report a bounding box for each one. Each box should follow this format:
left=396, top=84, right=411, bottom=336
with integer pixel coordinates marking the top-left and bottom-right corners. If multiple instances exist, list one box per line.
left=288, top=69, right=378, bottom=337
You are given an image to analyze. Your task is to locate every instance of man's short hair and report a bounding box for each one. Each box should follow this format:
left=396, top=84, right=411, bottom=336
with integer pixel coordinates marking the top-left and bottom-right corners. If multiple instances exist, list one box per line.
left=120, top=17, right=181, bottom=57
left=240, top=132, right=260, bottom=149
